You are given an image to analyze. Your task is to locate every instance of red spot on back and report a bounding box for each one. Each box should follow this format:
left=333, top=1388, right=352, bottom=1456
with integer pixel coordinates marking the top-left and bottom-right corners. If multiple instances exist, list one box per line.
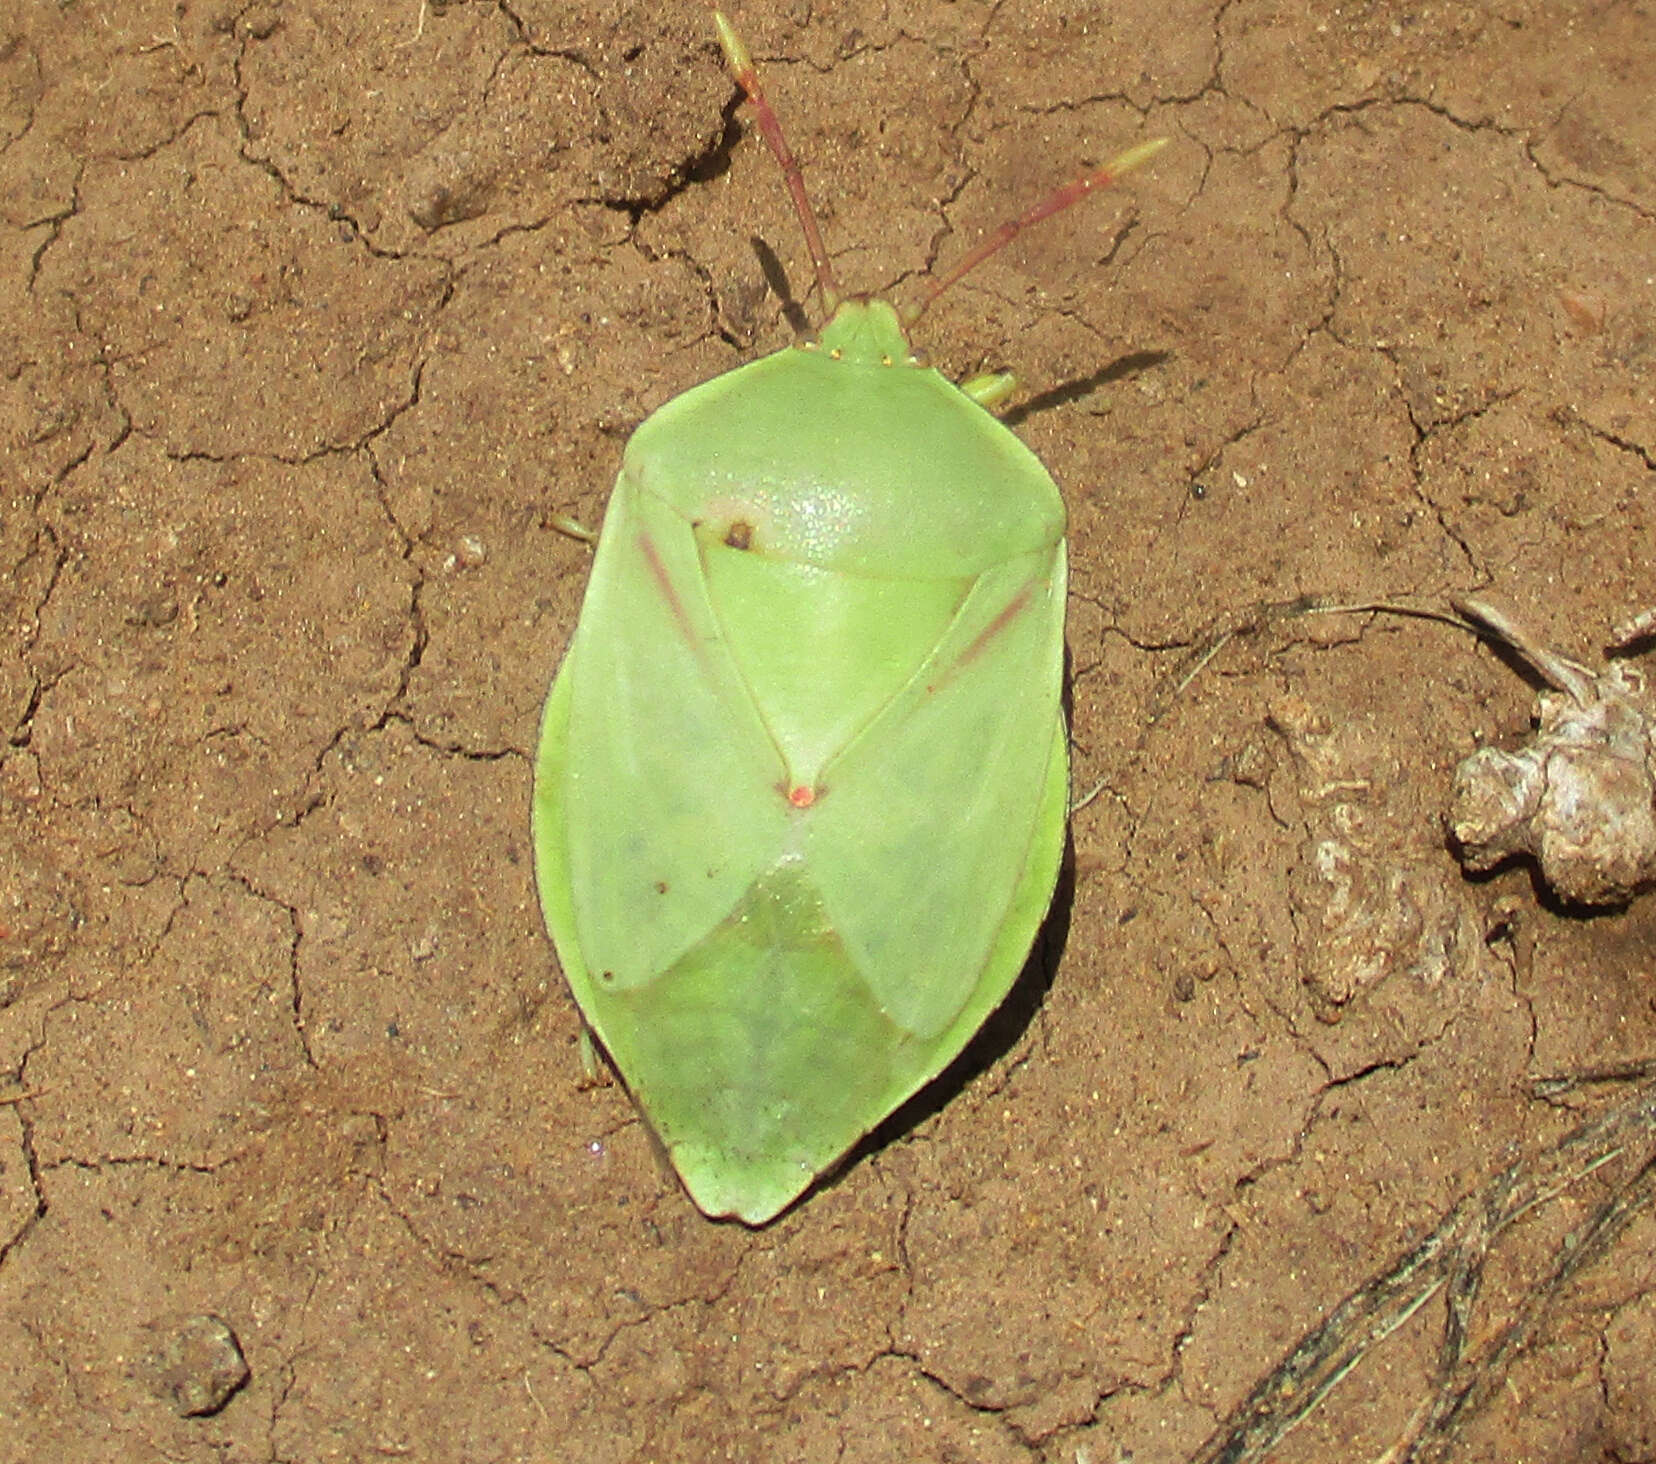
left=787, top=784, right=816, bottom=808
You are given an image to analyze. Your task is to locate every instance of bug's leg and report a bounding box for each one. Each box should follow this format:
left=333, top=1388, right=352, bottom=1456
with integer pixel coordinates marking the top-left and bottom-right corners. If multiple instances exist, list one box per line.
left=959, top=371, right=1019, bottom=410
left=576, top=1022, right=608, bottom=1088
left=713, top=10, right=841, bottom=310
left=549, top=511, right=597, bottom=545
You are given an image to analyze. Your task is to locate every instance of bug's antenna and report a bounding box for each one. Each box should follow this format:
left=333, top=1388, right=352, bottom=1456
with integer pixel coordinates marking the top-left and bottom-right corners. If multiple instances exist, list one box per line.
left=904, top=137, right=1168, bottom=325
left=713, top=10, right=842, bottom=313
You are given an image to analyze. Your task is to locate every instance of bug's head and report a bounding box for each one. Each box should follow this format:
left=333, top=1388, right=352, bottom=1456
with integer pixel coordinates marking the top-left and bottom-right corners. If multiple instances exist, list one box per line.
left=810, top=299, right=916, bottom=368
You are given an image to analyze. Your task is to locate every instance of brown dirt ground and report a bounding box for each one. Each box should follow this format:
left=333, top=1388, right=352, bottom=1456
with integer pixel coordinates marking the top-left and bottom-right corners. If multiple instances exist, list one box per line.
left=2, top=1, right=1654, bottom=1460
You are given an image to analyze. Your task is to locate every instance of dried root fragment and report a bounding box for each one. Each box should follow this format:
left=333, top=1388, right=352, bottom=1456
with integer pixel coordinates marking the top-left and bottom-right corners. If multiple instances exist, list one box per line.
left=1449, top=598, right=1656, bottom=907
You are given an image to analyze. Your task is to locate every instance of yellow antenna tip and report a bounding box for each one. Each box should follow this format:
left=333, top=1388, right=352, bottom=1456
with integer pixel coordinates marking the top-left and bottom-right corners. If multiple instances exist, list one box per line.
left=712, top=11, right=751, bottom=75
left=1106, top=137, right=1171, bottom=178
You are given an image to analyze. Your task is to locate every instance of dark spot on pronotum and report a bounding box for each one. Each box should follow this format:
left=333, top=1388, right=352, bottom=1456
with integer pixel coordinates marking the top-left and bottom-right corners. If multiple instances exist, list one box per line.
left=655, top=880, right=669, bottom=894
left=600, top=970, right=616, bottom=984
left=724, top=520, right=754, bottom=550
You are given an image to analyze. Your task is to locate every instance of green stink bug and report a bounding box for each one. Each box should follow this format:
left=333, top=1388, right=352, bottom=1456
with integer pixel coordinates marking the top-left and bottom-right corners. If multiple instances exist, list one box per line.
left=534, top=11, right=1163, bottom=1223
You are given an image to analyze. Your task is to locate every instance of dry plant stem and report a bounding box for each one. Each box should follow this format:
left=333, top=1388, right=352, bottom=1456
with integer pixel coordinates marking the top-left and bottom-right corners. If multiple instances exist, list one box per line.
left=1190, top=1074, right=1656, bottom=1464
left=1609, top=606, right=1656, bottom=653
left=1450, top=596, right=1596, bottom=705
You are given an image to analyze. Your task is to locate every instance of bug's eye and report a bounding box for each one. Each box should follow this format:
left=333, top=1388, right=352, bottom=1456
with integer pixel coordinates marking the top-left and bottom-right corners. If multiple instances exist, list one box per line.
left=723, top=521, right=755, bottom=551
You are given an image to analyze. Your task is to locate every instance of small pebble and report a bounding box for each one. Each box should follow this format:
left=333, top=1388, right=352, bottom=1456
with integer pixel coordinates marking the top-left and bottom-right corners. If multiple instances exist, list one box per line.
left=145, top=1314, right=250, bottom=1418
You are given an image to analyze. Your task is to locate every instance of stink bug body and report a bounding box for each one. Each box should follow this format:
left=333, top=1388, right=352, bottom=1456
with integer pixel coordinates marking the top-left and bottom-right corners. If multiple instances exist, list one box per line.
left=533, top=11, right=1163, bottom=1223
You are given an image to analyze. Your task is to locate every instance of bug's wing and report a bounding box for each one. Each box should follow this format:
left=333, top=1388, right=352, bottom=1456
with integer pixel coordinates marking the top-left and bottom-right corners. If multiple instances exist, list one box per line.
left=538, top=479, right=864, bottom=1222
left=804, top=545, right=1067, bottom=1038
left=545, top=482, right=793, bottom=991
left=536, top=477, right=1066, bottom=1223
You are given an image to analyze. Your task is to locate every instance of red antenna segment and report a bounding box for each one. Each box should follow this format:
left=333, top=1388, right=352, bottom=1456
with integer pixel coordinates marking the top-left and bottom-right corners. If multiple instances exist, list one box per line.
left=714, top=11, right=842, bottom=312
left=906, top=137, right=1167, bottom=324
left=712, top=9, right=1165, bottom=327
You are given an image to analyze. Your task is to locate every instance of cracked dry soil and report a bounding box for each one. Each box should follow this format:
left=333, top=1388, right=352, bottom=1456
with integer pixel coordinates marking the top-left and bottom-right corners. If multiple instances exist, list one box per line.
left=2, top=2, right=1655, bottom=1461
